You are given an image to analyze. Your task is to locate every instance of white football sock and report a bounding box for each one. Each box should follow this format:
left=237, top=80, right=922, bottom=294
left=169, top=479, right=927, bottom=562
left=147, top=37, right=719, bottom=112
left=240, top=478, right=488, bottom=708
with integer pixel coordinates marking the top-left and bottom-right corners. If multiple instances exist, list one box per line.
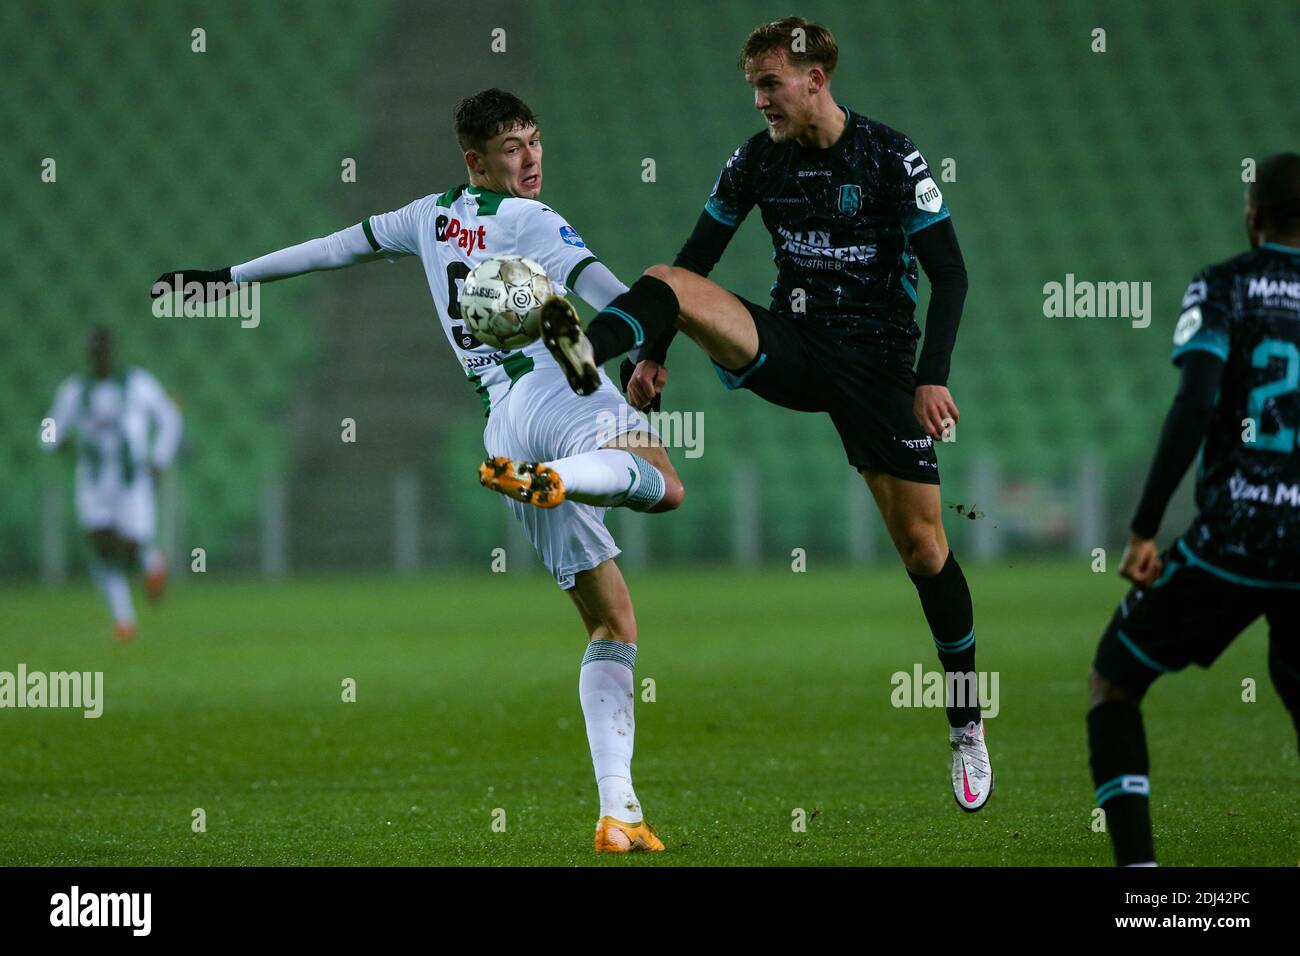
left=579, top=639, right=642, bottom=823
left=89, top=562, right=111, bottom=608
left=548, top=449, right=665, bottom=511
left=99, top=565, right=135, bottom=626
left=140, top=545, right=165, bottom=575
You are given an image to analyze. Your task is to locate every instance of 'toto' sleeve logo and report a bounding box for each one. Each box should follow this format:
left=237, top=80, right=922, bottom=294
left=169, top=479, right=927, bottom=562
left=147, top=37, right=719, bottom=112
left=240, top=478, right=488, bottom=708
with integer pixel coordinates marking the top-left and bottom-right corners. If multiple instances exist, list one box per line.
left=915, top=177, right=943, bottom=213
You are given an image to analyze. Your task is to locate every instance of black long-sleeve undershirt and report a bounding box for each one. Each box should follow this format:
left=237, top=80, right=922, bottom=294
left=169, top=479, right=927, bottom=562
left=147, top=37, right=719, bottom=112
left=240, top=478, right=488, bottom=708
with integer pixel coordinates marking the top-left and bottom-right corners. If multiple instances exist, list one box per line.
left=908, top=217, right=968, bottom=387
left=1130, top=350, right=1225, bottom=539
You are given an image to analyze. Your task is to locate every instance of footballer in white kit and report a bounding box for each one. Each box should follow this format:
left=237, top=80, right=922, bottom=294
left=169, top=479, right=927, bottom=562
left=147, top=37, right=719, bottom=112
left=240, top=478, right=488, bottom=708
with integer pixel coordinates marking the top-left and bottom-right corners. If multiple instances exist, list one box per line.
left=43, top=326, right=183, bottom=640
left=153, top=89, right=683, bottom=853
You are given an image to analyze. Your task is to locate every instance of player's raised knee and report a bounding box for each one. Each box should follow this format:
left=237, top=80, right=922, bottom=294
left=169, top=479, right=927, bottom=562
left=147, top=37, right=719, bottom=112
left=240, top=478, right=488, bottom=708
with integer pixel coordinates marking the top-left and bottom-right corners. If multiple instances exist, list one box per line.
left=642, top=263, right=676, bottom=285
left=655, top=475, right=685, bottom=512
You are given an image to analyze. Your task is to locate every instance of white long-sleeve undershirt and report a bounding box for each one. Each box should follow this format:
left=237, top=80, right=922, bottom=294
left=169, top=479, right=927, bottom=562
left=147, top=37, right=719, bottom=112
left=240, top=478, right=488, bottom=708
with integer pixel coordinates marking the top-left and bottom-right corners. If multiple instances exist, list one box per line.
left=230, top=222, right=628, bottom=315
left=568, top=260, right=626, bottom=312
left=230, top=223, right=378, bottom=283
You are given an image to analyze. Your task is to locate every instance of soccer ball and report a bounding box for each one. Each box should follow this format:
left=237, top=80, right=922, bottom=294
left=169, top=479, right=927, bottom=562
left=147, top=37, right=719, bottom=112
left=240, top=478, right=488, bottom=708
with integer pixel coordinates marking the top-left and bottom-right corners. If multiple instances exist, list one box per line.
left=460, top=256, right=554, bottom=350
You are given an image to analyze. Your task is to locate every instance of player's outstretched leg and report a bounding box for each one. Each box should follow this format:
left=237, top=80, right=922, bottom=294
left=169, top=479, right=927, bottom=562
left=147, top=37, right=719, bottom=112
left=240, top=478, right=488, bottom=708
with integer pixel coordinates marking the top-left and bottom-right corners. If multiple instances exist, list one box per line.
left=480, top=447, right=681, bottom=513
left=568, top=560, right=664, bottom=853
left=863, top=470, right=993, bottom=811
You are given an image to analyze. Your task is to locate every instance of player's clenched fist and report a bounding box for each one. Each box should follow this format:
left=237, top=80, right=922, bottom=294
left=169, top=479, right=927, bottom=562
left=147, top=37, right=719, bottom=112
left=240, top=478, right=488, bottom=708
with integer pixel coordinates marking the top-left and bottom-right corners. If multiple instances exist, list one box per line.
left=1118, top=533, right=1162, bottom=589
left=914, top=384, right=959, bottom=440
left=621, top=358, right=667, bottom=412
left=151, top=267, right=235, bottom=302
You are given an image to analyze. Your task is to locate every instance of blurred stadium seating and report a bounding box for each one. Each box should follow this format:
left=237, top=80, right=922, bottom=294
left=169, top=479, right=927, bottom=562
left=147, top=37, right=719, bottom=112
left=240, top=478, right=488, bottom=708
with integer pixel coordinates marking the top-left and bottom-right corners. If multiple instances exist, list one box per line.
left=5, top=0, right=1298, bottom=579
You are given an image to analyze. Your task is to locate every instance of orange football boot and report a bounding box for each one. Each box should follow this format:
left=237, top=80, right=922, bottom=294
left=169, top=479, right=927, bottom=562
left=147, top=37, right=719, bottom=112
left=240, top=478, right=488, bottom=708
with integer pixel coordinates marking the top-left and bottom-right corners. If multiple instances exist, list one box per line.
left=144, top=562, right=168, bottom=603
left=478, top=457, right=566, bottom=509
left=594, top=816, right=665, bottom=853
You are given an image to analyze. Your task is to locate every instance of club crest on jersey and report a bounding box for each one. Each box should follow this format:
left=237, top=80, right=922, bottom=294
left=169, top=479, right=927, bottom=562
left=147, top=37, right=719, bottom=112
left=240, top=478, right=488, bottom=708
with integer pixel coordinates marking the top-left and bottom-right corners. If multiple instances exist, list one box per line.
left=451, top=324, right=486, bottom=350
left=559, top=225, right=585, bottom=248
left=837, top=184, right=862, bottom=216
left=435, top=214, right=487, bottom=253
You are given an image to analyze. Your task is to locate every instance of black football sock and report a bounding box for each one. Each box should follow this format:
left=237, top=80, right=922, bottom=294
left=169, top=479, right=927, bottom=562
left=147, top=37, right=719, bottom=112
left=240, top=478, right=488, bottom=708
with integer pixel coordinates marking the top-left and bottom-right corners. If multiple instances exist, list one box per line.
left=584, top=275, right=679, bottom=366
left=1088, top=699, right=1155, bottom=866
left=907, top=550, right=979, bottom=728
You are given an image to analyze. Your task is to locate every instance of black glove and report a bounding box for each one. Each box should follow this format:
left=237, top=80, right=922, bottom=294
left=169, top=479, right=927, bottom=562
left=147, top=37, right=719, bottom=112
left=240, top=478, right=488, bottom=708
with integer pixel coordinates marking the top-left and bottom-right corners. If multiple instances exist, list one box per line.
left=151, top=267, right=234, bottom=302
left=619, top=357, right=663, bottom=413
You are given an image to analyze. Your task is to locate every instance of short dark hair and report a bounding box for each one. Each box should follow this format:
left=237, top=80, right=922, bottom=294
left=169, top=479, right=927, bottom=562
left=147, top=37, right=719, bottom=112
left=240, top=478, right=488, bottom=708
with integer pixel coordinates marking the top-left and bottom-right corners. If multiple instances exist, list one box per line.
left=1250, top=152, right=1300, bottom=234
left=453, top=89, right=538, bottom=153
left=740, top=16, right=838, bottom=76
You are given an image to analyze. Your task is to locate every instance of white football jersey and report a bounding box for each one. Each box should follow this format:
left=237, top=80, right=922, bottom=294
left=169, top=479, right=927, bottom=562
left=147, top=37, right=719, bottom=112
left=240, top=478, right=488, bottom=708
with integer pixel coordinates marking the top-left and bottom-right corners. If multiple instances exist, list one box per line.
left=44, top=367, right=183, bottom=496
left=364, top=185, right=601, bottom=415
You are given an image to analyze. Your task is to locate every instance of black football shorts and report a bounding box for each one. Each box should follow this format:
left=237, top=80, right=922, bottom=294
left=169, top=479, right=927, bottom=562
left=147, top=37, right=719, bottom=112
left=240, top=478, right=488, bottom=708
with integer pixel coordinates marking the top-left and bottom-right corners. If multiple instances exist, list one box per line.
left=712, top=296, right=941, bottom=484
left=1094, top=538, right=1300, bottom=695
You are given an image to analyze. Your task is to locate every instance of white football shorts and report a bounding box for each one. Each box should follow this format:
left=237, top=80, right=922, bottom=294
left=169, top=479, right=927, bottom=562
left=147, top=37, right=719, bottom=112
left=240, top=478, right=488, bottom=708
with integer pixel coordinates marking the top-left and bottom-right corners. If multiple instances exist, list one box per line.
left=483, top=365, right=657, bottom=589
left=77, top=473, right=156, bottom=543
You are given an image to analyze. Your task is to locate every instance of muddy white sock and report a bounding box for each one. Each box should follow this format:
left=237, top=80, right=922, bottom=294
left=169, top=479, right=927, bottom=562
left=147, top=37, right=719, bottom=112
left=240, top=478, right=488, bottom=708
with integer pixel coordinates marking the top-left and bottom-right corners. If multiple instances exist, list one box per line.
left=579, top=639, right=642, bottom=823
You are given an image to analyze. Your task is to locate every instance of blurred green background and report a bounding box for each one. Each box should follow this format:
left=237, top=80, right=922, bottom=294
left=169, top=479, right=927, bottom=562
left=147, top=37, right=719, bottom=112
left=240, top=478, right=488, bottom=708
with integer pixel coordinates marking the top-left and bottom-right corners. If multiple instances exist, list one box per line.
left=5, top=0, right=1298, bottom=579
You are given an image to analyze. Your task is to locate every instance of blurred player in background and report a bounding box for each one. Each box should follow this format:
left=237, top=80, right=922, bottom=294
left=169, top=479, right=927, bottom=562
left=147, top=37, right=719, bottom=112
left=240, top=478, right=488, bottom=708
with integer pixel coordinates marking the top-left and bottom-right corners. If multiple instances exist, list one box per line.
left=42, top=326, right=182, bottom=640
left=152, top=90, right=682, bottom=853
left=1088, top=153, right=1300, bottom=866
left=538, top=18, right=992, bottom=810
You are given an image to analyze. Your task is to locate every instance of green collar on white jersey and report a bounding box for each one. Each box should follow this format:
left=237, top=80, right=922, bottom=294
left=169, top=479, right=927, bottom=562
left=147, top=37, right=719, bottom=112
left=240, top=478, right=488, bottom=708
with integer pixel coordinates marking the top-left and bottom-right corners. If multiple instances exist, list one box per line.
left=437, top=183, right=511, bottom=216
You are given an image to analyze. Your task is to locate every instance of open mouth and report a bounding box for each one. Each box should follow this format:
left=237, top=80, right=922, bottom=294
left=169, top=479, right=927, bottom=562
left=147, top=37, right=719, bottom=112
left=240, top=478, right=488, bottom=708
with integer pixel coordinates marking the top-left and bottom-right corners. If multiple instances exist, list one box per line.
left=521, top=173, right=540, bottom=189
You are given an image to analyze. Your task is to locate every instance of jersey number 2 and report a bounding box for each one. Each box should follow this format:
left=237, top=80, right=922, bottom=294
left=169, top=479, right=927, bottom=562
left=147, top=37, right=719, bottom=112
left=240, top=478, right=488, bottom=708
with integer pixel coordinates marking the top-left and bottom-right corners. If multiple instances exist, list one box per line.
left=1248, top=338, right=1299, bottom=452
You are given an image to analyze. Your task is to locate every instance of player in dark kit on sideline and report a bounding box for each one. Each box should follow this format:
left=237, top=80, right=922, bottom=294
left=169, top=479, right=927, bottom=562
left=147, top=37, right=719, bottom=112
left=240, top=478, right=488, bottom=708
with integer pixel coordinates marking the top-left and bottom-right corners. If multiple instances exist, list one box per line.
left=534, top=17, right=993, bottom=811
left=1087, top=153, right=1300, bottom=866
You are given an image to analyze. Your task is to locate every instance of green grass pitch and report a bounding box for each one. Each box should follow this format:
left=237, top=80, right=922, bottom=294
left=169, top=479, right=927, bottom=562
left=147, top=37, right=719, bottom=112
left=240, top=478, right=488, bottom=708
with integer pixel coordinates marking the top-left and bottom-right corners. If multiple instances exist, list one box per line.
left=1, top=561, right=1295, bottom=866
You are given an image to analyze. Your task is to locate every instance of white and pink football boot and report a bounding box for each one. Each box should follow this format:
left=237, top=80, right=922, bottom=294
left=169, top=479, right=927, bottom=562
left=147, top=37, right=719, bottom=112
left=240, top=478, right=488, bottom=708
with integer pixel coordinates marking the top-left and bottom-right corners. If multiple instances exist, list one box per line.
left=950, top=720, right=994, bottom=812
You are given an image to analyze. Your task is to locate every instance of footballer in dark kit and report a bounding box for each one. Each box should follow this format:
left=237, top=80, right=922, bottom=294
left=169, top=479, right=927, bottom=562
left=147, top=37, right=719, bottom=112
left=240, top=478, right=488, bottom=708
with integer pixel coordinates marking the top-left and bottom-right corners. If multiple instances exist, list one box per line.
left=1088, top=152, right=1300, bottom=867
